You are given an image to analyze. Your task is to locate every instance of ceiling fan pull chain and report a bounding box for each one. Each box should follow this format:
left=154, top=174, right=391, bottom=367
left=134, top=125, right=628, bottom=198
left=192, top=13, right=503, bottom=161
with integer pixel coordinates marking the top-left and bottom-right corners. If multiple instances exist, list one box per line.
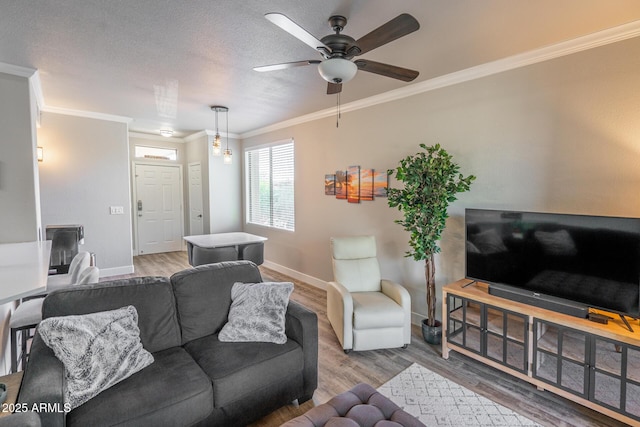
left=336, top=92, right=341, bottom=128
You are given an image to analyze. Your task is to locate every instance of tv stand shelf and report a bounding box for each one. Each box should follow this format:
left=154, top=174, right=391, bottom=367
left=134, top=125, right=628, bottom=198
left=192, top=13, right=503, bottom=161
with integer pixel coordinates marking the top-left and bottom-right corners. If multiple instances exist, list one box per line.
left=443, top=279, right=640, bottom=426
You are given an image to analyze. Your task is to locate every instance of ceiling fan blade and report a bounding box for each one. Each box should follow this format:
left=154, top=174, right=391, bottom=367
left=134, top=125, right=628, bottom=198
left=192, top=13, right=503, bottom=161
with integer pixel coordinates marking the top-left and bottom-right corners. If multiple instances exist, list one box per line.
left=265, top=13, right=330, bottom=52
left=254, top=60, right=321, bottom=72
left=355, top=59, right=419, bottom=82
left=327, top=82, right=342, bottom=94
left=355, top=14, right=420, bottom=55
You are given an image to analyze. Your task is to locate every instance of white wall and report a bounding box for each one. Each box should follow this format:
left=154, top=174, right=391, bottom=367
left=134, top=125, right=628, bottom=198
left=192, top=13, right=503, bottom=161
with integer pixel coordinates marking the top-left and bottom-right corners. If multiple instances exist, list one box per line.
left=186, top=132, right=242, bottom=234
left=0, top=71, right=41, bottom=374
left=38, top=112, right=134, bottom=277
left=0, top=72, right=41, bottom=243
left=209, top=136, right=242, bottom=233
left=243, top=36, right=640, bottom=323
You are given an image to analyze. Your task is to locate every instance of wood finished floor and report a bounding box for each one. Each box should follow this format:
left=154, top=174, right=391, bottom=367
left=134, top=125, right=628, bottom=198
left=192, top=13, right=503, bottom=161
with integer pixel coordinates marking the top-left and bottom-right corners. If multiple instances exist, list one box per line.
left=122, top=252, right=627, bottom=427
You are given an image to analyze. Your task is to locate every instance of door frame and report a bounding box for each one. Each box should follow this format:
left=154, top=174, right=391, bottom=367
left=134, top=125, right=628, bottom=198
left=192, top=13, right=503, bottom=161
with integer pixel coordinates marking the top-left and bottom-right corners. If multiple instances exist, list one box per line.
left=187, top=161, right=204, bottom=236
left=131, top=161, right=184, bottom=256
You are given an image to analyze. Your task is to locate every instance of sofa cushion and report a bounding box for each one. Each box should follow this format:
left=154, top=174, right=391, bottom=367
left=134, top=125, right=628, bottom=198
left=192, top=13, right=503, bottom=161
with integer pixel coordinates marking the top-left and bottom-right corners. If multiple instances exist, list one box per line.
left=43, top=277, right=181, bottom=353
left=170, top=261, right=263, bottom=344
left=66, top=346, right=213, bottom=427
left=38, top=305, right=154, bottom=410
left=184, top=333, right=304, bottom=408
left=219, top=282, right=293, bottom=344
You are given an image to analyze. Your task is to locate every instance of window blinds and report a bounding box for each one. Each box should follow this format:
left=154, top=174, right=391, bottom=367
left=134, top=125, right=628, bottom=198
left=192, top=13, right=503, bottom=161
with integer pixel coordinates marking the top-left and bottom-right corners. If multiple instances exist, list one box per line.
left=246, top=141, right=295, bottom=231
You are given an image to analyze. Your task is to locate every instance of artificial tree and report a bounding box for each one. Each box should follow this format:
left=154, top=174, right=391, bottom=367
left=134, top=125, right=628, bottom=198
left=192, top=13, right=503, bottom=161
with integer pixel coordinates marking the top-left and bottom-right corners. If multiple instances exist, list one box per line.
left=387, top=143, right=475, bottom=331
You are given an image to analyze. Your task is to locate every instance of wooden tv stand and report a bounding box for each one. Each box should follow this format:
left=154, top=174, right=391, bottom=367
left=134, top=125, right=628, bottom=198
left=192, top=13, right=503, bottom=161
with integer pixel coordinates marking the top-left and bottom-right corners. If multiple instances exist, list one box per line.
left=442, top=279, right=640, bottom=426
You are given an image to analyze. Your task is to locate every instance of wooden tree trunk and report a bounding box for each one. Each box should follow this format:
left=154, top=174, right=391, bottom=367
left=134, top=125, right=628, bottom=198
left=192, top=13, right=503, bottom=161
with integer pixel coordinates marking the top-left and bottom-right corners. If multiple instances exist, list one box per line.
left=425, top=254, right=436, bottom=327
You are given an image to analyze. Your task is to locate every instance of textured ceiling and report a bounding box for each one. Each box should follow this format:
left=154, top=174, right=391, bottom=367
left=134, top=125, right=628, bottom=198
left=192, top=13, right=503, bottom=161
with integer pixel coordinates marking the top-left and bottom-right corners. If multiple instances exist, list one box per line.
left=2, top=0, right=640, bottom=137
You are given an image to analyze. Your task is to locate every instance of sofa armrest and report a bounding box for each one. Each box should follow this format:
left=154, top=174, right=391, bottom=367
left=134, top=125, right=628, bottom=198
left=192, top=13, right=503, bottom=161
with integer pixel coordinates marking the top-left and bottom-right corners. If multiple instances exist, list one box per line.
left=285, top=301, right=318, bottom=403
left=17, top=332, right=66, bottom=427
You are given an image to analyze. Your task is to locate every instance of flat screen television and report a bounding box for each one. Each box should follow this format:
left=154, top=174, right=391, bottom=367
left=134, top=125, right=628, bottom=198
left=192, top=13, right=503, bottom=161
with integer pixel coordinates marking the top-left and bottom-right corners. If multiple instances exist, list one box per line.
left=465, top=209, right=640, bottom=319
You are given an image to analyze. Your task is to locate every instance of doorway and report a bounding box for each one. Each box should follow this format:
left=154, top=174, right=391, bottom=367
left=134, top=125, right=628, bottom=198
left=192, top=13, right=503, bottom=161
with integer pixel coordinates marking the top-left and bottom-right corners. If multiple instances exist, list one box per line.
left=134, top=163, right=183, bottom=255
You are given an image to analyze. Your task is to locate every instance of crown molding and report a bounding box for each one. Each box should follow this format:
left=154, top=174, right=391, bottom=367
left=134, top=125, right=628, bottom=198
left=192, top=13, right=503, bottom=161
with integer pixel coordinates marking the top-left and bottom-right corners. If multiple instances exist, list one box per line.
left=0, top=63, right=44, bottom=111
left=0, top=61, right=37, bottom=78
left=129, top=131, right=186, bottom=143
left=183, top=129, right=241, bottom=142
left=29, top=70, right=45, bottom=111
left=240, top=19, right=640, bottom=139
left=41, top=105, right=132, bottom=123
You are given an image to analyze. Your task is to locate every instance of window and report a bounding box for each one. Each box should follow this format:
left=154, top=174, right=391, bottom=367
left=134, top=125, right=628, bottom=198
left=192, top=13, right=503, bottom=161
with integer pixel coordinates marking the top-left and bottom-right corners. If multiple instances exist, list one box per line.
left=245, top=140, right=294, bottom=231
left=134, top=145, right=177, bottom=161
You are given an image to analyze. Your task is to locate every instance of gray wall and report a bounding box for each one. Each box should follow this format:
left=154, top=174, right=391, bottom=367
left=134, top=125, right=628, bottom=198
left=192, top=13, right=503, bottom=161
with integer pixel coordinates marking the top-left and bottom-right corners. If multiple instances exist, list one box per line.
left=0, top=71, right=41, bottom=374
left=38, top=112, right=133, bottom=277
left=0, top=72, right=41, bottom=243
left=243, top=36, right=640, bottom=322
left=186, top=132, right=242, bottom=234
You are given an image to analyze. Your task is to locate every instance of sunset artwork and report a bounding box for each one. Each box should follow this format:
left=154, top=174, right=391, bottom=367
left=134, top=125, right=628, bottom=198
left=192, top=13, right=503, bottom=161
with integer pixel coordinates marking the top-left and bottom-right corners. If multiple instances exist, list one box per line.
left=326, top=165, right=387, bottom=203
left=373, top=170, right=389, bottom=197
left=324, top=174, right=336, bottom=195
left=335, top=170, right=347, bottom=199
left=360, top=169, right=374, bottom=201
left=347, top=165, right=360, bottom=203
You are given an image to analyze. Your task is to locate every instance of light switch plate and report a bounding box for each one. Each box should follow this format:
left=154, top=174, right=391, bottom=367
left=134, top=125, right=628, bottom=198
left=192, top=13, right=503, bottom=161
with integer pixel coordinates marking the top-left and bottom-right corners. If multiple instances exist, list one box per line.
left=110, top=206, right=124, bottom=215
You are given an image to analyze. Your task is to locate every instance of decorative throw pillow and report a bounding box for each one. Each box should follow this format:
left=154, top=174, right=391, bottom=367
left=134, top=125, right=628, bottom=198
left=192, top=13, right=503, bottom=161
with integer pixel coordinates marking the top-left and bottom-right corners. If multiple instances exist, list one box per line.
left=219, top=282, right=294, bottom=344
left=534, top=230, right=578, bottom=256
left=38, top=305, right=154, bottom=410
left=471, top=229, right=508, bottom=254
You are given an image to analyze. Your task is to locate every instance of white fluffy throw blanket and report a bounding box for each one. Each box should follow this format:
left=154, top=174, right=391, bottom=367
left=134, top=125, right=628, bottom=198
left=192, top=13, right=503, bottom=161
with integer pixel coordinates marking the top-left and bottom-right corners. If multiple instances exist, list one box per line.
left=38, top=305, right=154, bottom=410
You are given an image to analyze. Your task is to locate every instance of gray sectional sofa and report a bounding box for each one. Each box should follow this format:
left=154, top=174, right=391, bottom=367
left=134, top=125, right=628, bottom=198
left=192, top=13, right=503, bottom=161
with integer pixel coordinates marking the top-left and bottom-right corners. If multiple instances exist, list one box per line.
left=16, top=261, right=318, bottom=427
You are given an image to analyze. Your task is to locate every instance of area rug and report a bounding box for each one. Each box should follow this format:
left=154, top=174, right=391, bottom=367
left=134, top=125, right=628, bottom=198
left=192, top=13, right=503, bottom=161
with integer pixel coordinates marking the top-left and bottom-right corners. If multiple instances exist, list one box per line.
left=377, top=363, right=541, bottom=426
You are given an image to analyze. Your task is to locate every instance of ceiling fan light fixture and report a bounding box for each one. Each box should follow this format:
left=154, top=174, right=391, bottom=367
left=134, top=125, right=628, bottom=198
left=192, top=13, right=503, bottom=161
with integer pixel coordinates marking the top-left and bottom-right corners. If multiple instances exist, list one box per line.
left=318, top=58, right=357, bottom=84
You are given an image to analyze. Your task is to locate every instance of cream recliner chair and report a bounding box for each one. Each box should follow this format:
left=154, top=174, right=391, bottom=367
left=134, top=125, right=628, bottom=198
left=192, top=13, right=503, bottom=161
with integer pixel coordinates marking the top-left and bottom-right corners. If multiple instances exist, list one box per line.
left=327, top=236, right=411, bottom=353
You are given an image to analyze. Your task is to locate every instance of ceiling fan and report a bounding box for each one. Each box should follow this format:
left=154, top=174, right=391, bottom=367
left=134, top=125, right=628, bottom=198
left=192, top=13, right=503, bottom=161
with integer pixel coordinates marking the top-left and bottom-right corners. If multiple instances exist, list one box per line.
left=254, top=12, right=420, bottom=94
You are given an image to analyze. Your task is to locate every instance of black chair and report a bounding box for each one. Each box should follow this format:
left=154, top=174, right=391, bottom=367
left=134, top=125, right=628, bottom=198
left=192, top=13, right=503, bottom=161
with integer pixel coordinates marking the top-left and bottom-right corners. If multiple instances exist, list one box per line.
left=191, top=246, right=238, bottom=266
left=239, top=242, right=264, bottom=265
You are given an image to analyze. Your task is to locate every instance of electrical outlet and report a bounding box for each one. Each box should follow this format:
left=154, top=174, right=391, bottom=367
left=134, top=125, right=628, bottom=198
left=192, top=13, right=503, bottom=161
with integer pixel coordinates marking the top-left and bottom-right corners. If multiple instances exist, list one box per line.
left=110, top=206, right=124, bottom=215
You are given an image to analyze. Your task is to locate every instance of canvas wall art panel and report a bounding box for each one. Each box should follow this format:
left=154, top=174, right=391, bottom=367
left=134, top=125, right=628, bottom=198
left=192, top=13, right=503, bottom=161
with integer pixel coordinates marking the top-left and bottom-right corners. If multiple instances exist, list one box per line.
left=360, top=169, right=374, bottom=201
left=335, top=170, right=347, bottom=199
left=347, top=165, right=360, bottom=203
left=373, top=170, right=389, bottom=197
left=324, top=174, right=336, bottom=195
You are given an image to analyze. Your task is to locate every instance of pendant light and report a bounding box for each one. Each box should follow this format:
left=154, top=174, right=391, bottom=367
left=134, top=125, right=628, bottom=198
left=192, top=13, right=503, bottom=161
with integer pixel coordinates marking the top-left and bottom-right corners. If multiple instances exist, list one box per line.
left=222, top=107, right=232, bottom=164
left=210, top=106, right=228, bottom=156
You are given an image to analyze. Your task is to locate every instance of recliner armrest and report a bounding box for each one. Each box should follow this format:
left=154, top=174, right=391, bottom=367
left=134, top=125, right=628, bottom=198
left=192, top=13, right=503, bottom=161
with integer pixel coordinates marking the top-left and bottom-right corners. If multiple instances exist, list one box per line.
left=380, top=279, right=410, bottom=308
left=326, top=281, right=354, bottom=350
left=285, top=301, right=318, bottom=403
left=17, top=332, right=66, bottom=427
left=381, top=279, right=412, bottom=345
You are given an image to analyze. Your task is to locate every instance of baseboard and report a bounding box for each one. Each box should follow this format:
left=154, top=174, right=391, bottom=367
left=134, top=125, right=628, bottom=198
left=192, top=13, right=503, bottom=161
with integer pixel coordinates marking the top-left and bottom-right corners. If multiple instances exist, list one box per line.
left=100, top=265, right=134, bottom=278
left=262, top=260, right=327, bottom=290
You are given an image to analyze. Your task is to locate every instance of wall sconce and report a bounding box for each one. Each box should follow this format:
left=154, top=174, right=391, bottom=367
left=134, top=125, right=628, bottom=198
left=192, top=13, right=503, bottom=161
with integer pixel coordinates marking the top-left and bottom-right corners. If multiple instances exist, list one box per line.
left=37, top=146, right=43, bottom=162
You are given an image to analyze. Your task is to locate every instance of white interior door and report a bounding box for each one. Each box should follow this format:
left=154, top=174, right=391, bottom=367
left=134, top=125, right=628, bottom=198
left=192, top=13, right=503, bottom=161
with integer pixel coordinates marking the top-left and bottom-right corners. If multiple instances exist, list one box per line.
left=135, top=164, right=183, bottom=255
left=188, top=162, right=204, bottom=235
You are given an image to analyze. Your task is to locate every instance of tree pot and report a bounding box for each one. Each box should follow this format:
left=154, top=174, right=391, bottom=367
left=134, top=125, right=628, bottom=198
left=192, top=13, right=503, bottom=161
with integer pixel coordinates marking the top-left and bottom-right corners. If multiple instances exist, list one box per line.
left=421, top=319, right=442, bottom=345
